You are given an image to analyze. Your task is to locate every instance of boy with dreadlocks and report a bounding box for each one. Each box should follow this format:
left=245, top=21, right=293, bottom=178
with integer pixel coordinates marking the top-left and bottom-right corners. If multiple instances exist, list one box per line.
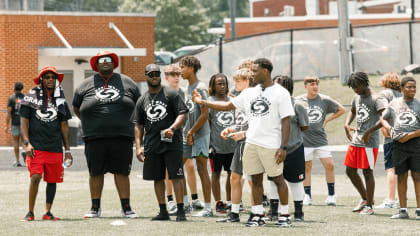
left=208, top=73, right=236, bottom=213
left=268, top=75, right=308, bottom=223
left=344, top=72, right=386, bottom=215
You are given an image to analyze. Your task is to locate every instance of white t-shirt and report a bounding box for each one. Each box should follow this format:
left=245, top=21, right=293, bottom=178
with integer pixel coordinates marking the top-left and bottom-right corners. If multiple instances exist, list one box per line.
left=232, top=83, right=295, bottom=149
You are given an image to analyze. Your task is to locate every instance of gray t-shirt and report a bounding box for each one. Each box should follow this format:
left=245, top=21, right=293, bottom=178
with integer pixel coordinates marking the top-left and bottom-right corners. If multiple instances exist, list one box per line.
left=351, top=92, right=386, bottom=148
left=296, top=94, right=339, bottom=147
left=183, top=81, right=210, bottom=143
left=378, top=88, right=402, bottom=144
left=288, top=98, right=309, bottom=153
left=383, top=97, right=420, bottom=141
left=208, top=96, right=236, bottom=154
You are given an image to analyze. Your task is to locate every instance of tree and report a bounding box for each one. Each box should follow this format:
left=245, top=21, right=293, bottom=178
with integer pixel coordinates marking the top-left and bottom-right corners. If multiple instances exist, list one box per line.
left=44, top=0, right=121, bottom=12
left=120, top=0, right=211, bottom=51
left=197, top=0, right=249, bottom=27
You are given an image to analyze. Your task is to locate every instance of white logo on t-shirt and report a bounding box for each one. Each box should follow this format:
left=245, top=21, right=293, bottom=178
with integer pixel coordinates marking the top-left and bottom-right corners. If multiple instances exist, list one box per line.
left=95, top=85, right=121, bottom=103
left=308, top=106, right=323, bottom=123
left=357, top=103, right=370, bottom=123
left=397, top=110, right=417, bottom=127
left=216, top=111, right=234, bottom=127
left=146, top=101, right=168, bottom=123
left=35, top=106, right=57, bottom=122
left=250, top=96, right=271, bottom=117
left=186, top=99, right=195, bottom=113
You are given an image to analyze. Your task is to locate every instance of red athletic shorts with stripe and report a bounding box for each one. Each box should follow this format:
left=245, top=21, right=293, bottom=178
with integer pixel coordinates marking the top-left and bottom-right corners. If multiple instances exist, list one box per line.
left=26, top=150, right=64, bottom=183
left=344, top=145, right=378, bottom=169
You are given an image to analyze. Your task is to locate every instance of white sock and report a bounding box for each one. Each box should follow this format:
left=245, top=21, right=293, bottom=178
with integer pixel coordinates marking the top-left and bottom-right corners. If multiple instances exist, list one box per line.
left=288, top=181, right=304, bottom=201
left=401, top=208, right=407, bottom=211
left=255, top=205, right=264, bottom=215
left=227, top=201, right=232, bottom=206
left=279, top=204, right=289, bottom=215
left=231, top=204, right=240, bottom=214
left=269, top=180, right=279, bottom=199
left=183, top=195, right=189, bottom=205
left=417, top=208, right=420, bottom=211
left=204, top=202, right=211, bottom=209
left=251, top=205, right=257, bottom=214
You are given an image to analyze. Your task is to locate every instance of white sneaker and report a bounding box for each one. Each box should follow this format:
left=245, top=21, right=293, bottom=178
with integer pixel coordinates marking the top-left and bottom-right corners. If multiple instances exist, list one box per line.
left=84, top=208, right=101, bottom=218
left=168, top=201, right=177, bottom=214
left=192, top=199, right=204, bottom=210
left=303, top=194, right=312, bottom=206
left=122, top=210, right=138, bottom=218
left=325, top=195, right=337, bottom=206
left=375, top=199, right=398, bottom=209
left=193, top=207, right=213, bottom=217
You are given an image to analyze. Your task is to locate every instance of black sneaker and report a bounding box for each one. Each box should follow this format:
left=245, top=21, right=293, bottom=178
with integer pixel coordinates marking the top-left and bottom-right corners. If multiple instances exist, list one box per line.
left=216, top=212, right=240, bottom=223
left=276, top=214, right=291, bottom=227
left=262, top=195, right=270, bottom=208
left=21, top=211, right=34, bottom=221
left=271, top=213, right=278, bottom=221
left=294, top=211, right=304, bottom=222
left=176, top=213, right=187, bottom=222
left=245, top=214, right=266, bottom=227
left=21, top=152, right=27, bottom=163
left=151, top=211, right=170, bottom=221
left=415, top=210, right=420, bottom=220
left=215, top=201, right=227, bottom=213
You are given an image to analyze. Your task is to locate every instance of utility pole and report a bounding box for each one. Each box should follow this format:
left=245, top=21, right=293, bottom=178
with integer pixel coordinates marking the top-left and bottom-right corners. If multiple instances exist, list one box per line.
left=337, top=0, right=352, bottom=85
left=229, top=0, right=236, bottom=40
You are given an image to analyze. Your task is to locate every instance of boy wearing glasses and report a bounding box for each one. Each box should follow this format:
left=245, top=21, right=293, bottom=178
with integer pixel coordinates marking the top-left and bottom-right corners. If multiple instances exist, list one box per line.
left=73, top=51, right=141, bottom=218
left=296, top=76, right=345, bottom=206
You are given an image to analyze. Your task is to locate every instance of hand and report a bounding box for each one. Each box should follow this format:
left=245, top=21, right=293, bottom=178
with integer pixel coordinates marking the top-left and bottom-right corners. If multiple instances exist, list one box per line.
left=163, top=128, right=174, bottom=138
left=322, top=120, right=328, bottom=128
left=136, top=147, right=145, bottom=162
left=25, top=143, right=35, bottom=157
left=344, top=125, right=354, bottom=142
left=275, top=148, right=287, bottom=164
left=380, top=127, right=391, bottom=138
left=187, top=131, right=194, bottom=145
left=64, top=153, right=73, bottom=167
left=4, top=126, right=9, bottom=134
left=221, top=127, right=234, bottom=140
left=192, top=90, right=204, bottom=105
left=398, top=132, right=411, bottom=143
left=361, top=131, right=371, bottom=144
left=229, top=132, right=245, bottom=142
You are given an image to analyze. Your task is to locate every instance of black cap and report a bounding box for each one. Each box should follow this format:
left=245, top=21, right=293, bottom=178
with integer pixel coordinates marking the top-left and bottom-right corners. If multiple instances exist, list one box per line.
left=145, top=64, right=160, bottom=75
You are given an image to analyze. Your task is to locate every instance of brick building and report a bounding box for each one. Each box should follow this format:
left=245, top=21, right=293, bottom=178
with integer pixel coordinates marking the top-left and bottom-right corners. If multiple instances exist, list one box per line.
left=0, top=11, right=155, bottom=146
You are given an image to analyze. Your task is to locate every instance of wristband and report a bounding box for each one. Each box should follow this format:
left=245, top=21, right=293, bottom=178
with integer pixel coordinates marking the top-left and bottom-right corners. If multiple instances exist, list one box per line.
left=170, top=127, right=176, bottom=132
left=280, top=145, right=287, bottom=151
left=65, top=150, right=71, bottom=154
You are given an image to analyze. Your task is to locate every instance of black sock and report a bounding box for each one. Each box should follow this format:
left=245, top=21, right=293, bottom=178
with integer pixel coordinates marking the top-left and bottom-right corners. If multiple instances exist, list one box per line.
left=92, top=199, right=100, bottom=210
left=327, top=183, right=335, bottom=196
left=167, top=195, right=174, bottom=202
left=304, top=186, right=311, bottom=197
left=270, top=199, right=279, bottom=215
left=177, top=203, right=184, bottom=215
left=191, top=194, right=198, bottom=200
left=294, top=201, right=303, bottom=213
left=46, top=183, right=56, bottom=204
left=45, top=211, right=53, bottom=216
left=121, top=199, right=131, bottom=212
left=159, top=204, right=168, bottom=214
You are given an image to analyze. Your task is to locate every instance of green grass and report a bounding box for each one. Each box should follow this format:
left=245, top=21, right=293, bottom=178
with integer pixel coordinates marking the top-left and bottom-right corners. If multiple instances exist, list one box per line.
left=1, top=171, right=419, bottom=236
left=292, top=75, right=420, bottom=145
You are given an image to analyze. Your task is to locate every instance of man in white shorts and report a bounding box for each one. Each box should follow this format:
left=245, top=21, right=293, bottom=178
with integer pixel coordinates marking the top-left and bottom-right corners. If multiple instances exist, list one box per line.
left=296, top=76, right=345, bottom=206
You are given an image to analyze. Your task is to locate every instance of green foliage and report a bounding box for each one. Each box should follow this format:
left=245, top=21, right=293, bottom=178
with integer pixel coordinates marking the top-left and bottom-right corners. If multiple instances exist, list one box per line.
left=198, top=0, right=249, bottom=27
left=120, top=0, right=211, bottom=51
left=44, top=0, right=121, bottom=12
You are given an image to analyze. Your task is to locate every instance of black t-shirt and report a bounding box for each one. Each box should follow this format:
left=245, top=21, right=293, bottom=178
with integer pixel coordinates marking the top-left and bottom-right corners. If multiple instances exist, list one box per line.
left=20, top=97, right=72, bottom=153
left=131, top=86, right=188, bottom=154
left=72, top=73, right=141, bottom=139
left=7, top=93, right=24, bottom=125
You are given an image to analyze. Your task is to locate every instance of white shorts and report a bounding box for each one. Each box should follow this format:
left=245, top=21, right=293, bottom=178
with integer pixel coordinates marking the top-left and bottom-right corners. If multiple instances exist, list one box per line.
left=304, top=146, right=332, bottom=161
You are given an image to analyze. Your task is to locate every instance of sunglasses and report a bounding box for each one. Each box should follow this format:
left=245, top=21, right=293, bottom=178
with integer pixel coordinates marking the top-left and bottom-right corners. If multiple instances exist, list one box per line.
left=147, top=71, right=161, bottom=78
left=43, top=75, right=57, bottom=80
left=98, top=57, right=113, bottom=64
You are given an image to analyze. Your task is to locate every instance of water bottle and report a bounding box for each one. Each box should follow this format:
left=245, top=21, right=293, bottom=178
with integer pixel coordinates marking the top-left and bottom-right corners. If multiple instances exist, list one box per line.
left=63, top=159, right=72, bottom=169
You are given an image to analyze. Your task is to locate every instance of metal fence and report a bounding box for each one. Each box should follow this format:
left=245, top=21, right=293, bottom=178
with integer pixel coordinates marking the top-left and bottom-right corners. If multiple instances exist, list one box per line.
left=192, top=21, right=420, bottom=86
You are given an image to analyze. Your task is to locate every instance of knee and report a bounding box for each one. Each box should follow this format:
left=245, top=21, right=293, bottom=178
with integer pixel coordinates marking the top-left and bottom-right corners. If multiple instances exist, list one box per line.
left=346, top=167, right=356, bottom=177
left=324, top=161, right=335, bottom=171
left=411, top=172, right=420, bottom=182
left=212, top=172, right=220, bottom=179
left=362, top=169, right=374, bottom=179
left=31, top=174, right=41, bottom=184
left=305, top=162, right=312, bottom=170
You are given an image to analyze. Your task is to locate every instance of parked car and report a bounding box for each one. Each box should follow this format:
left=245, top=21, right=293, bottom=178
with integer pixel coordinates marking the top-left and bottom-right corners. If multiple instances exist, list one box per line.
left=173, top=44, right=215, bottom=59
left=155, top=51, right=176, bottom=65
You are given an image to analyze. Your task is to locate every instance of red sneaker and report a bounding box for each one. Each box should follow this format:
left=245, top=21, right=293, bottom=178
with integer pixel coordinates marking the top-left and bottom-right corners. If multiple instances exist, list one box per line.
left=21, top=212, right=34, bottom=221
left=42, top=213, right=61, bottom=220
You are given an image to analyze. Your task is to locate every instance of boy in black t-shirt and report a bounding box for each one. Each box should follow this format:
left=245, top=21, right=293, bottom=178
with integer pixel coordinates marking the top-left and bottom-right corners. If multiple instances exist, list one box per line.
left=20, top=66, right=73, bottom=221
left=5, top=82, right=25, bottom=167
left=132, top=64, right=189, bottom=221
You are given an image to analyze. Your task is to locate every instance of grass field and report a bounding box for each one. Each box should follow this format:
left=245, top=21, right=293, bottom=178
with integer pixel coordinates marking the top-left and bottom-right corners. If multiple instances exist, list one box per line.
left=2, top=171, right=419, bottom=236
left=292, top=75, right=420, bottom=145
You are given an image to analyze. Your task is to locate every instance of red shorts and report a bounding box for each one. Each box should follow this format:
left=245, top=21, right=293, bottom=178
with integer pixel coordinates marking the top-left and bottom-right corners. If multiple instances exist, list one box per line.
left=344, top=145, right=378, bottom=170
left=26, top=150, right=64, bottom=183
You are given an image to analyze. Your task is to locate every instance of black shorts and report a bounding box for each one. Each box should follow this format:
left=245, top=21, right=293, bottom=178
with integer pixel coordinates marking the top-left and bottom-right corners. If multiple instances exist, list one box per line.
left=210, top=152, right=233, bottom=173
left=283, top=144, right=305, bottom=183
left=84, top=137, right=133, bottom=176
left=392, top=140, right=420, bottom=175
left=143, top=150, right=184, bottom=181
left=383, top=142, right=394, bottom=170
